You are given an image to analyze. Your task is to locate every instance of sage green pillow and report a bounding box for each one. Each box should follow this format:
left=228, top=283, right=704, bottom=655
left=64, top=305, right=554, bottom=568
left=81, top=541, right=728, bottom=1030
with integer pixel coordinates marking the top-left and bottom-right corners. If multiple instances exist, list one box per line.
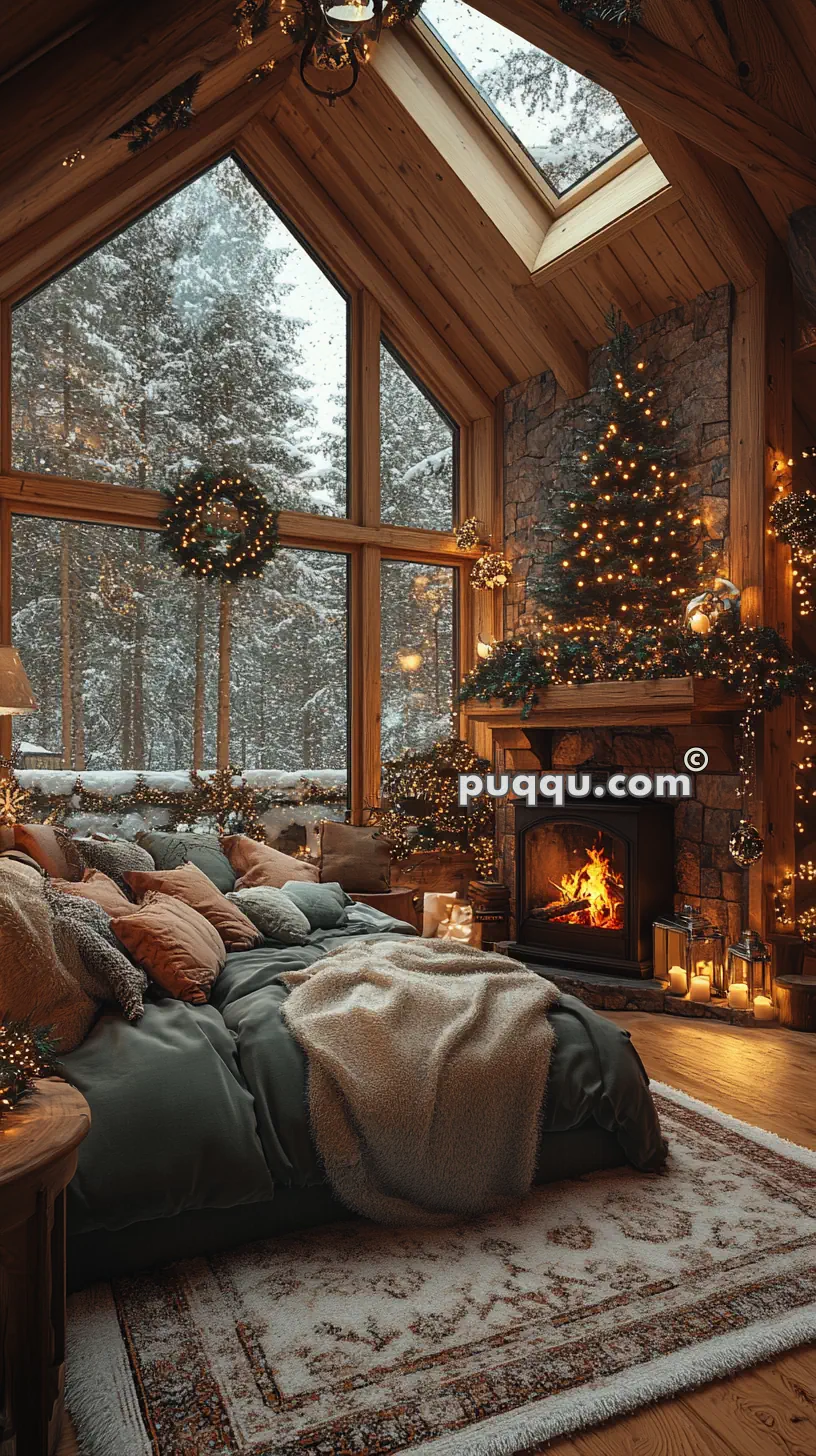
left=281, top=880, right=351, bottom=931
left=136, top=832, right=236, bottom=895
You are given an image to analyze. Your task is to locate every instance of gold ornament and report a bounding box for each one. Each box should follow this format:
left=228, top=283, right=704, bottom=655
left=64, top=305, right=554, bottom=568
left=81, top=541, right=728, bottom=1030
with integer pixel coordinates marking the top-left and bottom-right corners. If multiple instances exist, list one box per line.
left=471, top=550, right=513, bottom=591
left=684, top=577, right=741, bottom=634
left=455, top=516, right=484, bottom=550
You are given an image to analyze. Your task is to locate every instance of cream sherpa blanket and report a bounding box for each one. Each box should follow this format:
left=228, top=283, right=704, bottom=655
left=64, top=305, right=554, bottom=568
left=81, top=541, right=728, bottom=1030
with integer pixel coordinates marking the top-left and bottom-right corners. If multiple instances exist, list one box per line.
left=280, top=937, right=560, bottom=1225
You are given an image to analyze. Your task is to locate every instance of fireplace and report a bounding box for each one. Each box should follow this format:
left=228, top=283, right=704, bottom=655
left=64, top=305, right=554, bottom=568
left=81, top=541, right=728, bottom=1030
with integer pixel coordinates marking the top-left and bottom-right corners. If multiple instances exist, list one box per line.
left=513, top=796, right=674, bottom=978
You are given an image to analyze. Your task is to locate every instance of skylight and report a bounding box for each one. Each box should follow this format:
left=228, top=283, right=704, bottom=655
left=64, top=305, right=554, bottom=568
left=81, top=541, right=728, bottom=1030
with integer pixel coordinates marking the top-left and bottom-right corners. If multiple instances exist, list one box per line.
left=420, top=0, right=637, bottom=196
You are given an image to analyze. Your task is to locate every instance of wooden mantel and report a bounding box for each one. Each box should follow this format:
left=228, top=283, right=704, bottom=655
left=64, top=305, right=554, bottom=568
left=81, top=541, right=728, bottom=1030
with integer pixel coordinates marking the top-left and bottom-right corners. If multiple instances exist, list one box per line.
left=462, top=677, right=746, bottom=734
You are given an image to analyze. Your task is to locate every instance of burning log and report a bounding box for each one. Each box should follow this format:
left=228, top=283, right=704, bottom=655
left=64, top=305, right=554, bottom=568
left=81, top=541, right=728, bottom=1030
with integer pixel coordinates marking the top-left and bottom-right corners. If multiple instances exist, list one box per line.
left=530, top=898, right=590, bottom=922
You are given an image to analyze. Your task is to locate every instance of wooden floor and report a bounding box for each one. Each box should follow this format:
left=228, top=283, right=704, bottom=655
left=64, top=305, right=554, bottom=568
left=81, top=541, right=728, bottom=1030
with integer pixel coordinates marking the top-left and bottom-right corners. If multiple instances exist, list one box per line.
left=57, top=1013, right=816, bottom=1456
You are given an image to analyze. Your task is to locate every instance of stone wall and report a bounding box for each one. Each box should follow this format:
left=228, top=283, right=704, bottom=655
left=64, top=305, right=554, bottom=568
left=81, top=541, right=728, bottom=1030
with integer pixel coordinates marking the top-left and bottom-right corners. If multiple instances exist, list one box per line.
left=498, top=284, right=749, bottom=950
left=503, top=285, right=732, bottom=631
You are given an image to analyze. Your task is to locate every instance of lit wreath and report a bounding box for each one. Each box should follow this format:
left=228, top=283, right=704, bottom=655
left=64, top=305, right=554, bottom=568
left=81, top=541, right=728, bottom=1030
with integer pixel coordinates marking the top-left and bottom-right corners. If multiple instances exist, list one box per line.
left=160, top=470, right=280, bottom=583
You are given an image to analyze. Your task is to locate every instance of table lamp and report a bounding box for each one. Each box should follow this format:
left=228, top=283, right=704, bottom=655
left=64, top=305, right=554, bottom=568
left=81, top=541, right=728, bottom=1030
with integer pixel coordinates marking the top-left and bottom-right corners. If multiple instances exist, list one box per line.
left=0, top=646, right=37, bottom=715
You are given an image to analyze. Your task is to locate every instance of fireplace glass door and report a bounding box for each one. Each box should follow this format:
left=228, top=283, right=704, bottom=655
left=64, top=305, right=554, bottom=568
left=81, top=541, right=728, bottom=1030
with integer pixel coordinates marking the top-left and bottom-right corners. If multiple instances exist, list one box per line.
left=521, top=819, right=629, bottom=964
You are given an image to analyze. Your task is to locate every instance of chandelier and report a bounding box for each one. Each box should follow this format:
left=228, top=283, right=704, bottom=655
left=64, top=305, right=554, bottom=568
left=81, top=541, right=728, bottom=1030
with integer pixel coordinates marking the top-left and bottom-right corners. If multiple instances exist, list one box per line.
left=235, top=0, right=425, bottom=103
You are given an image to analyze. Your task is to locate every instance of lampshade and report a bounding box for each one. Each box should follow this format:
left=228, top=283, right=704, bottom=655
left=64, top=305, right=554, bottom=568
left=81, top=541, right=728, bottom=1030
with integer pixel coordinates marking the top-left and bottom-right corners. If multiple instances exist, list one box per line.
left=0, top=646, right=37, bottom=715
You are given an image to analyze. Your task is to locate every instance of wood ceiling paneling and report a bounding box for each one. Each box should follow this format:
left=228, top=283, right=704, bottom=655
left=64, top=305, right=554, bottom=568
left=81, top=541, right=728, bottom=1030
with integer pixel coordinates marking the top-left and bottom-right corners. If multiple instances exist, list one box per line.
left=0, top=0, right=805, bottom=406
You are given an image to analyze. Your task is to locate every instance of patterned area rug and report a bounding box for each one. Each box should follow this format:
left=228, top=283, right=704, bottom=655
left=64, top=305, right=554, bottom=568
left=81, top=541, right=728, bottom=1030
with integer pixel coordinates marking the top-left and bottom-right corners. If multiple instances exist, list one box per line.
left=66, top=1084, right=816, bottom=1456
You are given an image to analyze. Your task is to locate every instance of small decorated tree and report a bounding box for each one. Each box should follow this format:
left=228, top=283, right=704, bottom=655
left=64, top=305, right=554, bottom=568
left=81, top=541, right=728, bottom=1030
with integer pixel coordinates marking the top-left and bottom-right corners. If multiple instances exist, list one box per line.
left=534, top=317, right=709, bottom=635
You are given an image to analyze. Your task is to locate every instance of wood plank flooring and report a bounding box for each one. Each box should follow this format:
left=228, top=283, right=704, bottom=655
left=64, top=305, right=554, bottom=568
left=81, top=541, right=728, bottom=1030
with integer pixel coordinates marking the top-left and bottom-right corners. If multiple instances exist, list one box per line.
left=58, top=1014, right=816, bottom=1456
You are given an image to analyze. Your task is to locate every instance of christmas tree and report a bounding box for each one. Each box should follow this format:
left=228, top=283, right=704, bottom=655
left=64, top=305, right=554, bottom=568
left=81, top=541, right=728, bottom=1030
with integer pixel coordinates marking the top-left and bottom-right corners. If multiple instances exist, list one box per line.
left=534, top=317, right=708, bottom=636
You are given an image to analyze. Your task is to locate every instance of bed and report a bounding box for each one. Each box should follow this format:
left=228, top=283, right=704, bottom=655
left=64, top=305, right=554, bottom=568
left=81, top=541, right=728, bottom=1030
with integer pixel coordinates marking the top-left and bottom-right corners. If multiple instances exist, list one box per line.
left=62, top=902, right=666, bottom=1289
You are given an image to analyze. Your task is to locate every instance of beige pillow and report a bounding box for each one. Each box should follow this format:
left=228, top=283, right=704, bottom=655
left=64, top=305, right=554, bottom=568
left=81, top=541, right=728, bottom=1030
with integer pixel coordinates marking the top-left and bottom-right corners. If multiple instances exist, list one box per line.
left=0, top=863, right=97, bottom=1051
left=110, top=892, right=225, bottom=1004
left=319, top=821, right=391, bottom=893
left=221, top=835, right=319, bottom=891
left=124, top=862, right=261, bottom=951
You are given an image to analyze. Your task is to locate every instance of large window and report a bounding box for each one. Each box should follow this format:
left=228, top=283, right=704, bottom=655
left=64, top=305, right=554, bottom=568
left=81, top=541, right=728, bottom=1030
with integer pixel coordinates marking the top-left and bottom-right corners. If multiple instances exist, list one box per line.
left=5, top=155, right=476, bottom=817
left=421, top=0, right=637, bottom=195
left=12, top=517, right=348, bottom=786
left=380, top=561, right=457, bottom=762
left=11, top=158, right=349, bottom=515
left=380, top=340, right=456, bottom=531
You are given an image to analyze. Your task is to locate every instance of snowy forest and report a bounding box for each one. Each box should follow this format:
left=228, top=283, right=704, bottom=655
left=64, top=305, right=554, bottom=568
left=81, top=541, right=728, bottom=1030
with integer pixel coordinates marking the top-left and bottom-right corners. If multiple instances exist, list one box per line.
left=423, top=0, right=636, bottom=194
left=10, top=158, right=456, bottom=786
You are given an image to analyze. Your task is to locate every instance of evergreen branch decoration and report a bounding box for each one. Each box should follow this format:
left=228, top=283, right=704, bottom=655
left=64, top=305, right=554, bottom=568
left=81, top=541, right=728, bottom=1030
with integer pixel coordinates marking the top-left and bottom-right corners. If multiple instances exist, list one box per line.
left=559, top=0, right=642, bottom=25
left=459, top=619, right=816, bottom=721
left=0, top=1018, right=59, bottom=1120
left=160, top=469, right=280, bottom=583
left=111, top=75, right=202, bottom=153
left=372, top=737, right=494, bottom=876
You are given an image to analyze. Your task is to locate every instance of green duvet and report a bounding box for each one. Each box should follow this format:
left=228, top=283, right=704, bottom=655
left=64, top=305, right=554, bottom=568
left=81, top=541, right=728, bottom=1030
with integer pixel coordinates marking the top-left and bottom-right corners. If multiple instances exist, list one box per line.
left=62, top=904, right=666, bottom=1280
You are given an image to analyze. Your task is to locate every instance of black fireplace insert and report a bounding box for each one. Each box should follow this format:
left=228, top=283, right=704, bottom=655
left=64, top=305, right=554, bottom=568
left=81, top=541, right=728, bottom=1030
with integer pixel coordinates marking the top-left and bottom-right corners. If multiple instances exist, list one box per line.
left=512, top=797, right=674, bottom=978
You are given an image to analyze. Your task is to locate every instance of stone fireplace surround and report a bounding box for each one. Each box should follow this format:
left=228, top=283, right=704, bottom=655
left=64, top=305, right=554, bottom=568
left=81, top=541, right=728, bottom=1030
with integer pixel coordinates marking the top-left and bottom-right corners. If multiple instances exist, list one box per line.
left=490, top=282, right=759, bottom=1017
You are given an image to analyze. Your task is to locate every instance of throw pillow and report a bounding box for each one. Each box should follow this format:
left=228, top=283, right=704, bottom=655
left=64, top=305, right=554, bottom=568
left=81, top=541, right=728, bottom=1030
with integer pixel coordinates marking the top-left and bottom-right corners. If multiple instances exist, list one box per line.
left=221, top=834, right=319, bottom=891
left=124, top=862, right=261, bottom=951
left=135, top=831, right=236, bottom=894
left=13, top=824, right=84, bottom=881
left=0, top=863, right=97, bottom=1051
left=281, top=879, right=351, bottom=931
left=319, top=820, right=391, bottom=893
left=110, top=892, right=225, bottom=1004
left=74, top=836, right=155, bottom=889
left=51, top=869, right=138, bottom=919
left=43, top=882, right=146, bottom=1022
left=226, top=886, right=311, bottom=945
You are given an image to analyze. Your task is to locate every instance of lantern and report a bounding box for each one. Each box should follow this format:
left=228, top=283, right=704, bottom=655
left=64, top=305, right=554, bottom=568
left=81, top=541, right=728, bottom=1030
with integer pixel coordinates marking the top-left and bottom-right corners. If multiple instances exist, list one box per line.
left=726, top=930, right=773, bottom=1016
left=653, top=905, right=726, bottom=999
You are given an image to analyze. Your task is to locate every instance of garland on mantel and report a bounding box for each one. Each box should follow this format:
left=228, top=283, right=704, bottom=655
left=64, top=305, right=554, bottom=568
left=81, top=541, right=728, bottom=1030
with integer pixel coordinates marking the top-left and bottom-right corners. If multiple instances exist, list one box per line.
left=459, top=619, right=816, bottom=720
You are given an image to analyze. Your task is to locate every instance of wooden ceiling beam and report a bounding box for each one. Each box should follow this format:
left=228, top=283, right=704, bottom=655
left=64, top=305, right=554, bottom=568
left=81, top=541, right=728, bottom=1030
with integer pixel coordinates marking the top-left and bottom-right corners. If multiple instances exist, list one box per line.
left=0, top=69, right=289, bottom=301
left=476, top=0, right=816, bottom=202
left=0, top=0, right=248, bottom=224
left=624, top=106, right=776, bottom=292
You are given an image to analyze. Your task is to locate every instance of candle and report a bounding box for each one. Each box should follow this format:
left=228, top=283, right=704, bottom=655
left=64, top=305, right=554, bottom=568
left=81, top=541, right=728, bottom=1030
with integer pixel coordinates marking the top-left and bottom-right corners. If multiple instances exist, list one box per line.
left=669, top=966, right=688, bottom=996
left=728, top=981, right=749, bottom=1010
left=696, top=960, right=714, bottom=984
left=690, top=975, right=711, bottom=1003
left=753, top=995, right=775, bottom=1022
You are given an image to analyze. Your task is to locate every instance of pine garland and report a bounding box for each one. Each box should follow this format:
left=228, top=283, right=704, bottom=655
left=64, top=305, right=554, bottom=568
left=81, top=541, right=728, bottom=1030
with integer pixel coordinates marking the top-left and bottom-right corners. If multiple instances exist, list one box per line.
left=459, top=619, right=816, bottom=720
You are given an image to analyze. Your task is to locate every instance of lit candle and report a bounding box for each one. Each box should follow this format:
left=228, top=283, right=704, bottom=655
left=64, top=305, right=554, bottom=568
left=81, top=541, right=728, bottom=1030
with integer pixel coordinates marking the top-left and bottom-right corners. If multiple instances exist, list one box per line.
left=753, top=995, right=775, bottom=1022
left=727, top=981, right=749, bottom=1010
left=690, top=975, right=711, bottom=1003
left=669, top=966, right=688, bottom=996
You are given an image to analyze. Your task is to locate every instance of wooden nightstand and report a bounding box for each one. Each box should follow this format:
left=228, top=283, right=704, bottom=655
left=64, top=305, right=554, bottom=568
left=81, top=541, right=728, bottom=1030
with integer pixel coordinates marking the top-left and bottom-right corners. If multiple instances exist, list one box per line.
left=0, top=1080, right=90, bottom=1456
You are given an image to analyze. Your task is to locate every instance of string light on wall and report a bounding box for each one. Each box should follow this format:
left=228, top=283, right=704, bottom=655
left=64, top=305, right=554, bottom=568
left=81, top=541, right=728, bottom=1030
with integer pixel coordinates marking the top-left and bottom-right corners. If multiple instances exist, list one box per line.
left=770, top=488, right=816, bottom=617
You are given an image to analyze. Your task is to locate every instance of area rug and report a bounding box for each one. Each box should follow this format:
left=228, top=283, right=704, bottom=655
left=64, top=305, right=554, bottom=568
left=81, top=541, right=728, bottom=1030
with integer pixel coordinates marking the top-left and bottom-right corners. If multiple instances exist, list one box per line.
left=66, top=1083, right=816, bottom=1456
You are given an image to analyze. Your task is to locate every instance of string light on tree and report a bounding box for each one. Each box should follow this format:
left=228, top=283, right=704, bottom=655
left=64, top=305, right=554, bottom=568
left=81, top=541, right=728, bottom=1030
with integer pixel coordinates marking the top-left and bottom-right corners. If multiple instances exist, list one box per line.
left=534, top=313, right=710, bottom=639
left=373, top=737, right=494, bottom=876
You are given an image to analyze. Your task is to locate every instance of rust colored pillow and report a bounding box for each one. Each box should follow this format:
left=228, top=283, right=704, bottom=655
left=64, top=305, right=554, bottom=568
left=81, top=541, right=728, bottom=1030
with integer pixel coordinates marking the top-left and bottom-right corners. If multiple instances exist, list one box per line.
left=221, top=835, right=319, bottom=891
left=14, top=824, right=83, bottom=881
left=124, top=861, right=261, bottom=951
left=51, top=868, right=138, bottom=919
left=110, top=892, right=225, bottom=1004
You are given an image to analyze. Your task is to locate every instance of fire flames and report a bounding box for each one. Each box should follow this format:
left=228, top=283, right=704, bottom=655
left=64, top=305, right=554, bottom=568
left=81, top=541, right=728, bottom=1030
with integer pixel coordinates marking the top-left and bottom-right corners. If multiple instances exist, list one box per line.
left=550, top=837, right=624, bottom=930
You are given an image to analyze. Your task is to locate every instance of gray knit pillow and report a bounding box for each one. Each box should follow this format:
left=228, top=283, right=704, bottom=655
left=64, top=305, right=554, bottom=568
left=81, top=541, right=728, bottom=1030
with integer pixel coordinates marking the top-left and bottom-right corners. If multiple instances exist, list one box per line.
left=74, top=836, right=154, bottom=889
left=226, top=886, right=311, bottom=945
left=44, top=882, right=146, bottom=1022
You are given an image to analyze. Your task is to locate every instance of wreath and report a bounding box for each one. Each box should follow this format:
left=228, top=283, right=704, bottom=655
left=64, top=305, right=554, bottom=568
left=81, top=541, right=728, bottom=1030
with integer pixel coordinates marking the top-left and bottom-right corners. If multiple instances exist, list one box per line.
left=160, top=470, right=280, bottom=583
